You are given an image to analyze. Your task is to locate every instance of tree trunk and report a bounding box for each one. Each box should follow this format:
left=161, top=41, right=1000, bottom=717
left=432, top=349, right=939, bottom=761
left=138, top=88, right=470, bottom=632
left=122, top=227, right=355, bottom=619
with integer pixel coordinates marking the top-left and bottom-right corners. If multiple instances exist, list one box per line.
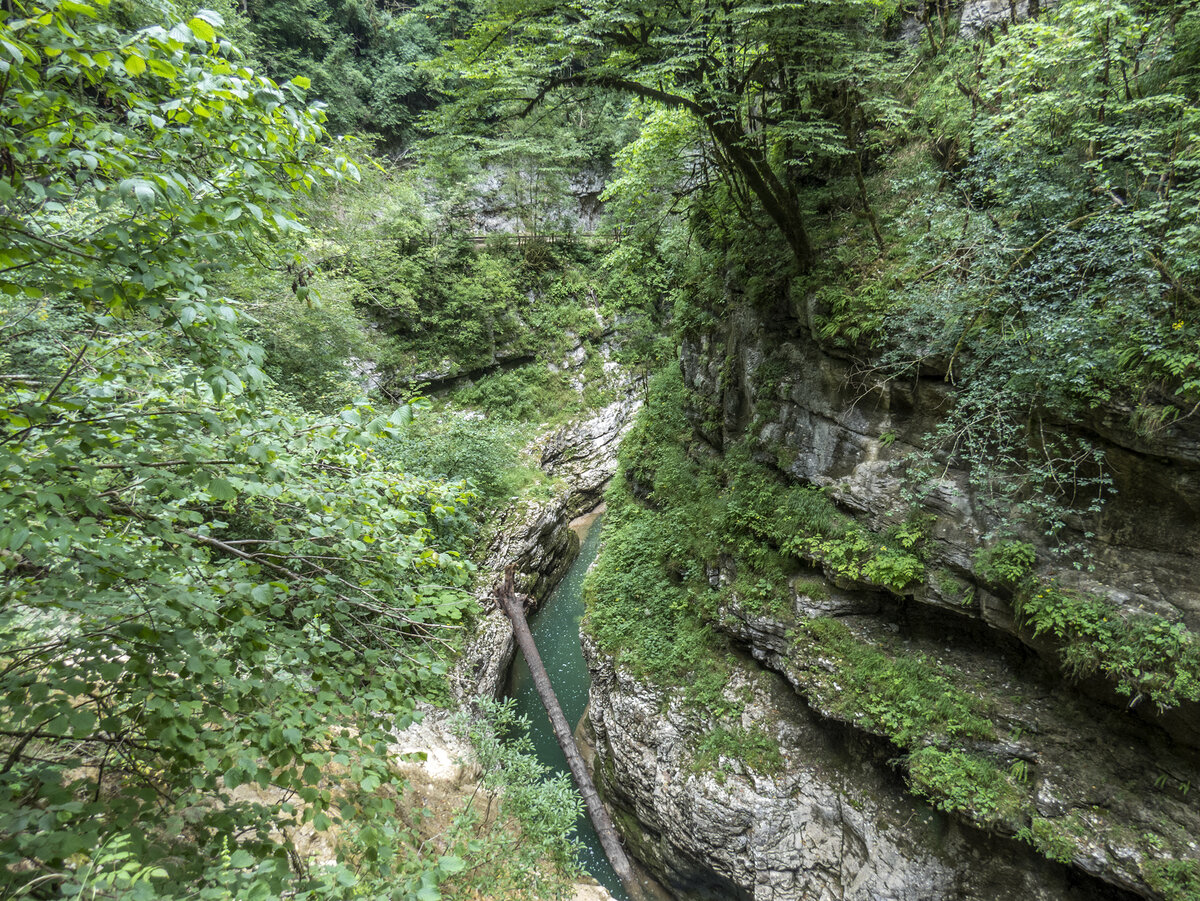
left=496, top=566, right=653, bottom=901
left=538, top=74, right=816, bottom=272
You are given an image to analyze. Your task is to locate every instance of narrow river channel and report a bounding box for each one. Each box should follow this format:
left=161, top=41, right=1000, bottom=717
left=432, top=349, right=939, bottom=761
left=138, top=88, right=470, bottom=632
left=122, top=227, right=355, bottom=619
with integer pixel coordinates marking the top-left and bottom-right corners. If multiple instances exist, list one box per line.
left=507, top=509, right=630, bottom=901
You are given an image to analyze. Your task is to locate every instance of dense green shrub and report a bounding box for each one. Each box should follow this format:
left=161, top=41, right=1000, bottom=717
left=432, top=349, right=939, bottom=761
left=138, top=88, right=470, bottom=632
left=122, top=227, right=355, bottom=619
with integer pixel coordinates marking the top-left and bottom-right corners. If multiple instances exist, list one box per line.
left=793, top=619, right=995, bottom=746
left=1015, top=581, right=1200, bottom=709
left=454, top=365, right=569, bottom=423
left=975, top=541, right=1038, bottom=587
left=907, top=748, right=1028, bottom=827
left=379, top=409, right=539, bottom=511
left=0, top=5, right=480, bottom=895
left=241, top=0, right=445, bottom=147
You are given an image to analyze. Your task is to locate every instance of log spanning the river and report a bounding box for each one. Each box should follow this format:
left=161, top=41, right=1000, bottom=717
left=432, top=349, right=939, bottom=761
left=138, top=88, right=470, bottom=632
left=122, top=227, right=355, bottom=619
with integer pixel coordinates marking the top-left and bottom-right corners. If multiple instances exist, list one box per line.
left=497, top=565, right=649, bottom=901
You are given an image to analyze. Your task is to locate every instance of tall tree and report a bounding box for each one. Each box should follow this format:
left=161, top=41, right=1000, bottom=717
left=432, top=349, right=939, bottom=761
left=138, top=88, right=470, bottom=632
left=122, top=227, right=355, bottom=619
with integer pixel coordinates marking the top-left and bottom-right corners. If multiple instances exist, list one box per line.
left=432, top=0, right=900, bottom=270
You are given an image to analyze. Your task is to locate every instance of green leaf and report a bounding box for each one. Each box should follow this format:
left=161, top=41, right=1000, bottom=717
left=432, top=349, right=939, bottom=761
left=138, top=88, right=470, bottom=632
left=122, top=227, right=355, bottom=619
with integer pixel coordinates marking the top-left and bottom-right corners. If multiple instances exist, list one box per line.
left=195, top=8, right=225, bottom=28
left=60, top=1, right=99, bottom=15
left=124, top=53, right=146, bottom=76
left=69, top=709, right=98, bottom=735
left=208, top=478, right=237, bottom=501
left=9, top=528, right=31, bottom=552
left=437, top=855, right=466, bottom=875
left=188, top=17, right=216, bottom=43
left=147, top=58, right=176, bottom=79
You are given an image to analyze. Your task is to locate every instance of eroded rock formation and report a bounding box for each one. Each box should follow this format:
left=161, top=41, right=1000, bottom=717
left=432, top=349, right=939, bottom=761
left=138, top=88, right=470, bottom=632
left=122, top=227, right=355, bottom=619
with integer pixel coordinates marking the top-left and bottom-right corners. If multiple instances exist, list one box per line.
left=583, top=298, right=1200, bottom=899
left=585, top=630, right=1154, bottom=901
left=452, top=390, right=641, bottom=701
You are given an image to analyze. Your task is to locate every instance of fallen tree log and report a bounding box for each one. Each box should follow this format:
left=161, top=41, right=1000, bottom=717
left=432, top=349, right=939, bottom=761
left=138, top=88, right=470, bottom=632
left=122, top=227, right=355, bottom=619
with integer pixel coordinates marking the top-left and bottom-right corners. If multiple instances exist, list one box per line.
left=496, top=565, right=651, bottom=901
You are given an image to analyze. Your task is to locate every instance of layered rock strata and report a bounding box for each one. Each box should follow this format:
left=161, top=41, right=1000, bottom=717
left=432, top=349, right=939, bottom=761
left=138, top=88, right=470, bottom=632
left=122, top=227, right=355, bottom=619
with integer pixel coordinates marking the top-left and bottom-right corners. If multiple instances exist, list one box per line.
left=584, top=634, right=1144, bottom=901
left=451, top=391, right=641, bottom=701
left=582, top=298, right=1198, bottom=899
left=681, top=303, right=1200, bottom=676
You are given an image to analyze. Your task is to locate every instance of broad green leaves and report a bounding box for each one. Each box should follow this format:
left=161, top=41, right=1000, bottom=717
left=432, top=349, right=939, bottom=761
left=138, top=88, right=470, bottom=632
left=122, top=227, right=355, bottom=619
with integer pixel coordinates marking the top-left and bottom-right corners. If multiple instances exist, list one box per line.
left=0, top=2, right=476, bottom=897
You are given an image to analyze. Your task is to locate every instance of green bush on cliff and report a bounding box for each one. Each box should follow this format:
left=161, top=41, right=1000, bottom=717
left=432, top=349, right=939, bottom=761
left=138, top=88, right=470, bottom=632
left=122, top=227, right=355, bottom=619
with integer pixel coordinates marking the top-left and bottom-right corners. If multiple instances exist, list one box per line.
left=690, top=725, right=785, bottom=780
left=793, top=618, right=995, bottom=746
left=1015, top=581, right=1200, bottom=709
left=582, top=473, right=731, bottom=713
left=1145, top=858, right=1200, bottom=901
left=972, top=538, right=1200, bottom=708
left=907, top=748, right=1028, bottom=828
left=975, top=541, right=1038, bottom=587
left=379, top=410, right=539, bottom=514
left=723, top=458, right=926, bottom=594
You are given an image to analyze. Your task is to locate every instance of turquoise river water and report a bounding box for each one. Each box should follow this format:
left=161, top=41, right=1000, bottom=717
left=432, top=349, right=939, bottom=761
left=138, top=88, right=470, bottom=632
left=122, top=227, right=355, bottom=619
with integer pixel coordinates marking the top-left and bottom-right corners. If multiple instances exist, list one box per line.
left=507, top=512, right=630, bottom=901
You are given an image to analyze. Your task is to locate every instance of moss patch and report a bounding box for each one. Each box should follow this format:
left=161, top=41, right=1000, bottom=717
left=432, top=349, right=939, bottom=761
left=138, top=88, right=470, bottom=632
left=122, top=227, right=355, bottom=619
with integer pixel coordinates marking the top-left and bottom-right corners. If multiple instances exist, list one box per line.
left=790, top=618, right=995, bottom=746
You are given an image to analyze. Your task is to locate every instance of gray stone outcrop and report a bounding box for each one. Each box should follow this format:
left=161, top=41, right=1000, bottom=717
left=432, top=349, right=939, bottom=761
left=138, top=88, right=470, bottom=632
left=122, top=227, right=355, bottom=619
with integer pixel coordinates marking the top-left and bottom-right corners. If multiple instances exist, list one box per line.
left=578, top=297, right=1199, bottom=900
left=451, top=391, right=641, bottom=701
left=583, top=635, right=1140, bottom=901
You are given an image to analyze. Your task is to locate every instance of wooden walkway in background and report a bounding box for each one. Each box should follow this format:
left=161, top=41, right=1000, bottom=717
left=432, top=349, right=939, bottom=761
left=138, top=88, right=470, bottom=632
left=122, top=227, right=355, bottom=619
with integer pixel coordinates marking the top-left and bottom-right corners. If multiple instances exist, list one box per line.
left=496, top=565, right=652, bottom=901
left=467, top=231, right=621, bottom=248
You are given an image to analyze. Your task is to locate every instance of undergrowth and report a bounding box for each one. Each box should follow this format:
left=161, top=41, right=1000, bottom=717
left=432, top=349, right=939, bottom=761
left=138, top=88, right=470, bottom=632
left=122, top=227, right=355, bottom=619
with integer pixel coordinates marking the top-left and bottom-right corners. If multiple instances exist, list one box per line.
left=972, top=540, right=1200, bottom=708
left=690, top=725, right=785, bottom=782
left=1015, top=580, right=1200, bottom=709
left=1145, top=859, right=1200, bottom=901
left=792, top=618, right=995, bottom=746
left=907, top=747, right=1029, bottom=828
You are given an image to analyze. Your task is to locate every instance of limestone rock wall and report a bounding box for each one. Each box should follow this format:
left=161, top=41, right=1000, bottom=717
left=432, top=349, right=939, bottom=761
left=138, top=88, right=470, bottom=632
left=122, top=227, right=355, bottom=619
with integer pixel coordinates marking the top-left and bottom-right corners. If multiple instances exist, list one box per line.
left=451, top=391, right=641, bottom=701
left=583, top=635, right=1140, bottom=901
left=582, top=299, right=1200, bottom=900
left=680, top=303, right=1200, bottom=644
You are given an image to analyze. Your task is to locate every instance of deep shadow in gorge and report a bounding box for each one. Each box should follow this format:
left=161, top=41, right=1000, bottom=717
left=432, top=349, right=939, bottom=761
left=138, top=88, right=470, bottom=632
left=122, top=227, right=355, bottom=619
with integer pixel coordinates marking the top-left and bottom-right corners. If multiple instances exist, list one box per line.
left=507, top=509, right=633, bottom=901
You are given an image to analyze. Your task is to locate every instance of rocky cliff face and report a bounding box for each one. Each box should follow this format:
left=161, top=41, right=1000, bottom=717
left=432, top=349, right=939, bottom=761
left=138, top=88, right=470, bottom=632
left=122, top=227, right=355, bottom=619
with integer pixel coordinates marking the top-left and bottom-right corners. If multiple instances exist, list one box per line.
left=452, top=390, right=641, bottom=701
left=584, top=633, right=1149, bottom=901
left=681, top=302, right=1200, bottom=678
left=582, top=298, right=1200, bottom=900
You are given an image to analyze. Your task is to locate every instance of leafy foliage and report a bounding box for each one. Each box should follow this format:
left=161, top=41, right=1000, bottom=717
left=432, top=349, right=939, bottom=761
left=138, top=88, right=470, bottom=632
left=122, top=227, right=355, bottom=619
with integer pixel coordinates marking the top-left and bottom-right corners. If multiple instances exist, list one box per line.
left=907, top=747, right=1028, bottom=827
left=720, top=446, right=926, bottom=594
left=690, top=724, right=785, bottom=780
left=432, top=0, right=907, bottom=269
left=854, top=1, right=1200, bottom=517
left=1145, top=858, right=1200, bottom=901
left=241, top=0, right=444, bottom=147
left=380, top=408, right=540, bottom=514
left=450, top=700, right=584, bottom=898
left=791, top=618, right=995, bottom=747
left=1014, top=580, right=1200, bottom=709
left=974, top=541, right=1038, bottom=586
left=0, top=3, right=478, bottom=896
left=287, top=160, right=638, bottom=411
